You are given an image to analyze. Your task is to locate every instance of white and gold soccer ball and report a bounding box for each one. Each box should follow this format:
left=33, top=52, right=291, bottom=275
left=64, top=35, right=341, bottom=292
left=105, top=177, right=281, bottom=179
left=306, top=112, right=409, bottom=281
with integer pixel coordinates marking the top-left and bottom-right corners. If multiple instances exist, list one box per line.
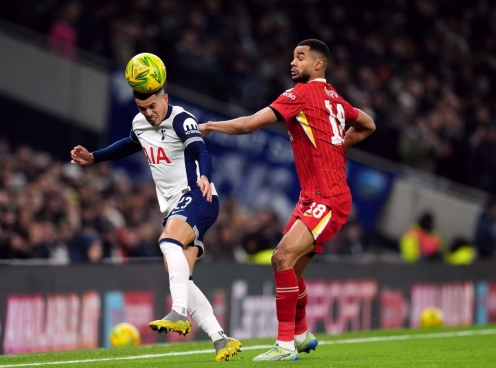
left=125, top=53, right=167, bottom=93
left=109, top=322, right=141, bottom=347
left=419, top=307, right=444, bottom=328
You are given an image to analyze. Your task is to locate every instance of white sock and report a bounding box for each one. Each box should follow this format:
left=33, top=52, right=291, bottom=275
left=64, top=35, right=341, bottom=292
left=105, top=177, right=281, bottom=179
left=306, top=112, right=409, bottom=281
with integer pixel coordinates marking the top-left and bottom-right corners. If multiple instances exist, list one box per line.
left=187, top=280, right=226, bottom=342
left=276, top=340, right=295, bottom=351
left=294, top=331, right=308, bottom=345
left=160, top=239, right=189, bottom=316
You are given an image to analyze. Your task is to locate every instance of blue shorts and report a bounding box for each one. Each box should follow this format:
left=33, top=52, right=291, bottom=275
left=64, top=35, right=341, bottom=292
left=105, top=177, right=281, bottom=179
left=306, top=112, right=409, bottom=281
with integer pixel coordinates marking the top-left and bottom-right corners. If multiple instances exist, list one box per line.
left=163, top=187, right=219, bottom=258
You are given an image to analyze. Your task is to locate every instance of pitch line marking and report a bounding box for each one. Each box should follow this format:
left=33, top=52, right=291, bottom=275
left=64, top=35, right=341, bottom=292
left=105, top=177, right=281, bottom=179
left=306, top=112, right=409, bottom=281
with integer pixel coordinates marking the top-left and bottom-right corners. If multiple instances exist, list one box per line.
left=1, top=329, right=495, bottom=367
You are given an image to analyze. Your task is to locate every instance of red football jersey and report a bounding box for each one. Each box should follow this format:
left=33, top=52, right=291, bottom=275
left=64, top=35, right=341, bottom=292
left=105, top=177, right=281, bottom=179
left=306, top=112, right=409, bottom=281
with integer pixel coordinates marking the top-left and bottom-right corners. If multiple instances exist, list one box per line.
left=270, top=78, right=359, bottom=200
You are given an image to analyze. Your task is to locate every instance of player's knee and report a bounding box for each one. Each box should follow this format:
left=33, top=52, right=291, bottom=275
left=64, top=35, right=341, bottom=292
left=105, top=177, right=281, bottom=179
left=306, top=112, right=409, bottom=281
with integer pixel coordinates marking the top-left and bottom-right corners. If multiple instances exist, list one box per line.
left=271, top=248, right=291, bottom=270
left=271, top=253, right=280, bottom=269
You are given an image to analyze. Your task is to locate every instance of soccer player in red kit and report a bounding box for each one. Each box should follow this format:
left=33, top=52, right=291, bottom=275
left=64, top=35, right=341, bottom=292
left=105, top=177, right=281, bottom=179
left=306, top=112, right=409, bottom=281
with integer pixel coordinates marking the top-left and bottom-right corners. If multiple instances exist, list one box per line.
left=200, top=39, right=376, bottom=361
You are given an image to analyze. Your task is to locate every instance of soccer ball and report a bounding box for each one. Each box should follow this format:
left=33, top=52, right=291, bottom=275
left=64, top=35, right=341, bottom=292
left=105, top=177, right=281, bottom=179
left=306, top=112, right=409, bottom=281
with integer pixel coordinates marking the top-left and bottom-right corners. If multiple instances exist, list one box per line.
left=419, top=307, right=444, bottom=328
left=109, top=322, right=141, bottom=347
left=125, top=53, right=167, bottom=93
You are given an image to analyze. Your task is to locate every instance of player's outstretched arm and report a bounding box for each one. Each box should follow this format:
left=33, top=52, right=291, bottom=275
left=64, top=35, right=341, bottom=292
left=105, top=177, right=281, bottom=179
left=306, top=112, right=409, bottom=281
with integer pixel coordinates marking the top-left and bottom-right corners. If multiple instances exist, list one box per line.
left=344, top=109, right=376, bottom=148
left=71, top=135, right=142, bottom=165
left=71, top=145, right=94, bottom=165
left=200, top=107, right=278, bottom=136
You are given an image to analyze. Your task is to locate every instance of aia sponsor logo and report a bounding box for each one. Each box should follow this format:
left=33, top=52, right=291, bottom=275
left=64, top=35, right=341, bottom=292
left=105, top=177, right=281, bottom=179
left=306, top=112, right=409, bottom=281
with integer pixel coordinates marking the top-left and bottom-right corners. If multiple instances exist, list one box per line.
left=142, top=146, right=171, bottom=164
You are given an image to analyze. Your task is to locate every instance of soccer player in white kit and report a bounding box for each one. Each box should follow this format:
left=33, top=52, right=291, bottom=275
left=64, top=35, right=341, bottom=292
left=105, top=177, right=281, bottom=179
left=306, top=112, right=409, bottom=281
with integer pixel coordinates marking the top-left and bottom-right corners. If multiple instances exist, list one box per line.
left=70, top=86, right=242, bottom=361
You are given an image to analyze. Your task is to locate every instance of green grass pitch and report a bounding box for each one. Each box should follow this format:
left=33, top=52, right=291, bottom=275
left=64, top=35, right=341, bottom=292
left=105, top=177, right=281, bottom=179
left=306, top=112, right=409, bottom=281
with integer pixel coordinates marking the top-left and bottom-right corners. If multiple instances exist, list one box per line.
left=1, top=325, right=495, bottom=367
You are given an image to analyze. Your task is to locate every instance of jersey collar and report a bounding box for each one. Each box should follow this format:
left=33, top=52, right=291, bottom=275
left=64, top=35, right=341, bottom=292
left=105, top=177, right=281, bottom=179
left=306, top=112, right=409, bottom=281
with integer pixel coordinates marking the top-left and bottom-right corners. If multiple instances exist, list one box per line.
left=308, top=78, right=327, bottom=84
left=163, top=104, right=173, bottom=121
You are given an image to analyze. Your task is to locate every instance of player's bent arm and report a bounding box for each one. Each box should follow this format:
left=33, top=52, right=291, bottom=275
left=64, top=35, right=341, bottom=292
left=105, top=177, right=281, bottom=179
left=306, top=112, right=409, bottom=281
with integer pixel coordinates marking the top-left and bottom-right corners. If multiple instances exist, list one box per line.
left=186, top=141, right=212, bottom=182
left=186, top=140, right=213, bottom=201
left=203, top=107, right=278, bottom=135
left=344, top=109, right=376, bottom=148
left=197, top=175, right=212, bottom=202
left=92, top=137, right=142, bottom=163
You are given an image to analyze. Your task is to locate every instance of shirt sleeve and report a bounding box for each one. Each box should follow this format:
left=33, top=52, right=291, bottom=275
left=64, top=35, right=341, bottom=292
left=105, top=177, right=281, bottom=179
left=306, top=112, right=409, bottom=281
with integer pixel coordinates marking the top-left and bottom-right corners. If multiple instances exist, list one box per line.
left=129, top=129, right=139, bottom=143
left=92, top=129, right=142, bottom=163
left=340, top=98, right=359, bottom=123
left=172, top=112, right=203, bottom=146
left=172, top=112, right=212, bottom=181
left=269, top=84, right=307, bottom=121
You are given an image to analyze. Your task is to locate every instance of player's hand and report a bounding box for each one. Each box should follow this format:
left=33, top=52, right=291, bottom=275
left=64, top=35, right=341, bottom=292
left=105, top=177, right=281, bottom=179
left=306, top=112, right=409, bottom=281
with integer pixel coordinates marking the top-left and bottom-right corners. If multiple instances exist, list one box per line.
left=199, top=122, right=211, bottom=137
left=198, top=175, right=212, bottom=202
left=71, top=145, right=94, bottom=165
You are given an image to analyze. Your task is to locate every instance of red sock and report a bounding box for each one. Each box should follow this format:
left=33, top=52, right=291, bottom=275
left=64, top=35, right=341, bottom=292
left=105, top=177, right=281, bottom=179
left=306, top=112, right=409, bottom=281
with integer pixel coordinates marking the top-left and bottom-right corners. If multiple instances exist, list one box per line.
left=295, top=276, right=308, bottom=335
left=274, top=269, right=299, bottom=342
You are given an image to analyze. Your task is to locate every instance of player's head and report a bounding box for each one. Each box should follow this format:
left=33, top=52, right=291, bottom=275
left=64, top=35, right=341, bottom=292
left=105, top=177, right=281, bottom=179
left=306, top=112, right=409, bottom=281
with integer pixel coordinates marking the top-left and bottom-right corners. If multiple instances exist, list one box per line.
left=134, top=86, right=168, bottom=126
left=291, top=39, right=330, bottom=83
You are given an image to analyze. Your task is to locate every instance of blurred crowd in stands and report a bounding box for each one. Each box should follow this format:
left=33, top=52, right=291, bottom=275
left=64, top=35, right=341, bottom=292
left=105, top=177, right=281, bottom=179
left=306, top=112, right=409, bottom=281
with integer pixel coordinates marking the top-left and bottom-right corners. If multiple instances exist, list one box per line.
left=1, top=138, right=495, bottom=263
left=0, top=139, right=286, bottom=263
left=2, top=0, right=496, bottom=191
left=1, top=0, right=496, bottom=262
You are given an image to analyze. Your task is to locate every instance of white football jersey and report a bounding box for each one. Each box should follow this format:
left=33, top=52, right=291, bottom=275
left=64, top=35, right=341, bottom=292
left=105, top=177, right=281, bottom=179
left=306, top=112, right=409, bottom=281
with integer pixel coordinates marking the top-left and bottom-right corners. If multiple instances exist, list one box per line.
left=131, top=104, right=217, bottom=216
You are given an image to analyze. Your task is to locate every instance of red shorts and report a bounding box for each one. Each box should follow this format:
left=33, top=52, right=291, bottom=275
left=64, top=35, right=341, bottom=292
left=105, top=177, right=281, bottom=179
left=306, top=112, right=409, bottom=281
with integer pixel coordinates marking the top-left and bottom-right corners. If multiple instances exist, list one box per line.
left=283, top=191, right=352, bottom=253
